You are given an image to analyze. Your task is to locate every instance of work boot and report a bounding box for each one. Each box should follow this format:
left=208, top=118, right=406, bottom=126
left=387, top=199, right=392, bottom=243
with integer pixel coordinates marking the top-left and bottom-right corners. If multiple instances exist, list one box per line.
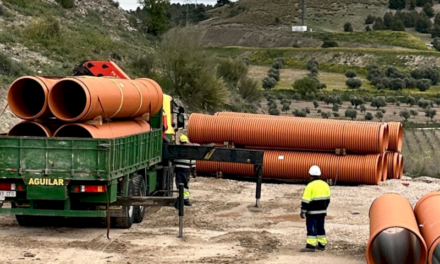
left=184, top=200, right=192, bottom=206
left=317, top=244, right=326, bottom=251
left=300, top=245, right=316, bottom=252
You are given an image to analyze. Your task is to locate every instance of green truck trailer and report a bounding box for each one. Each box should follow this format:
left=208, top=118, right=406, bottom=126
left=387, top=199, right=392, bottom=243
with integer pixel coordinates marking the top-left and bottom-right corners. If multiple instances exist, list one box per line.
left=0, top=111, right=170, bottom=228
left=0, top=61, right=265, bottom=231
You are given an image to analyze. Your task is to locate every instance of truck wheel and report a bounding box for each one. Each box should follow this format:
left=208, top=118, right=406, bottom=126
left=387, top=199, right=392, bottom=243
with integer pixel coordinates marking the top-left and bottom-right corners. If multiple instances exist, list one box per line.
left=113, top=181, right=135, bottom=228
left=132, top=175, right=146, bottom=223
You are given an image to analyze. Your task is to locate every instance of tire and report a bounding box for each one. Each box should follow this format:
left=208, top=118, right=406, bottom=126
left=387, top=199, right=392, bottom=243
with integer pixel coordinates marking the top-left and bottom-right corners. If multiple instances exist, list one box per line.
left=132, top=175, right=146, bottom=223
left=113, top=181, right=135, bottom=229
left=15, top=215, right=37, bottom=226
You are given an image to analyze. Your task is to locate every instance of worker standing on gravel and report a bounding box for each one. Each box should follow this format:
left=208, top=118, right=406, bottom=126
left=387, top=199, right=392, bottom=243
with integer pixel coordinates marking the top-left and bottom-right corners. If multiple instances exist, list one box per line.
left=174, top=134, right=196, bottom=207
left=299, top=165, right=331, bottom=252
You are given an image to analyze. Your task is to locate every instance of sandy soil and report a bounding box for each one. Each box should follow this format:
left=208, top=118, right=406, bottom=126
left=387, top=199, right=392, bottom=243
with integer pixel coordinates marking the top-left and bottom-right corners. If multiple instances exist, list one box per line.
left=0, top=176, right=438, bottom=264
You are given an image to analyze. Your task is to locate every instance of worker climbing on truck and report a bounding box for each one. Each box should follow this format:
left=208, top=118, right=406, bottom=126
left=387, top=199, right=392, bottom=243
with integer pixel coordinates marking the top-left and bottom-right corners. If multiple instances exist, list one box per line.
left=174, top=134, right=196, bottom=207
left=300, top=165, right=331, bottom=252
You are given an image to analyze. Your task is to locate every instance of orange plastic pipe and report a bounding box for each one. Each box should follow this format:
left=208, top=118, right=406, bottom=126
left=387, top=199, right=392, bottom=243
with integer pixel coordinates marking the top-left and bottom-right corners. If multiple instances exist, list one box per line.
left=53, top=121, right=151, bottom=138
left=48, top=77, right=163, bottom=122
left=367, top=193, right=427, bottom=264
left=398, top=154, right=404, bottom=179
left=7, top=121, right=58, bottom=137
left=7, top=76, right=60, bottom=120
left=388, top=122, right=403, bottom=152
left=189, top=114, right=389, bottom=154
left=415, top=192, right=440, bottom=264
left=196, top=161, right=220, bottom=174
left=197, top=150, right=383, bottom=185
left=380, top=153, right=388, bottom=181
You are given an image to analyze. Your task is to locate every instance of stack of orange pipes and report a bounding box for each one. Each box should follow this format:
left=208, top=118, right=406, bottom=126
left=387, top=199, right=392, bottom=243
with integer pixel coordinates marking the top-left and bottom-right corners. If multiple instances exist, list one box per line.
left=190, top=112, right=403, bottom=185
left=6, top=76, right=163, bottom=138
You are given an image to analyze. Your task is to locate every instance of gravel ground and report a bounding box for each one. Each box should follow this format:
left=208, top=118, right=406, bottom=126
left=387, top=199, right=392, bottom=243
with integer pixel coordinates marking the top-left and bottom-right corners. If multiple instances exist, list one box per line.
left=0, top=176, right=437, bottom=263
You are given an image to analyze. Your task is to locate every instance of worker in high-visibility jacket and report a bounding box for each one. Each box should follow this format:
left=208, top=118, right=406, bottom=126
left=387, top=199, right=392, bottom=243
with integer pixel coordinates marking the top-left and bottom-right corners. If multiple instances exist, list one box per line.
left=300, top=165, right=331, bottom=252
left=174, top=134, right=196, bottom=207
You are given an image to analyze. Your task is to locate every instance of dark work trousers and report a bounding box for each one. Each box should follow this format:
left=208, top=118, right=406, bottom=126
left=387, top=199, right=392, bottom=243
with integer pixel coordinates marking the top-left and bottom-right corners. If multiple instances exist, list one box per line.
left=175, top=168, right=191, bottom=200
left=306, top=215, right=327, bottom=248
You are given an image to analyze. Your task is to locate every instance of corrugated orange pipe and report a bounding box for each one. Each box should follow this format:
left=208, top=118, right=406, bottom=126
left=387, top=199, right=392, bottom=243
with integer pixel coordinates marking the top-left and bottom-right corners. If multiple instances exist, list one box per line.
left=367, top=193, right=427, bottom=264
left=380, top=153, right=388, bottom=181
left=53, top=121, right=151, bottom=138
left=388, top=122, right=403, bottom=152
left=7, top=121, right=58, bottom=137
left=48, top=77, right=163, bottom=122
left=398, top=154, right=404, bottom=179
left=188, top=113, right=389, bottom=154
left=8, top=76, right=60, bottom=120
left=415, top=192, right=440, bottom=264
left=196, top=161, right=220, bottom=174
left=197, top=151, right=382, bottom=185
left=385, top=152, right=400, bottom=180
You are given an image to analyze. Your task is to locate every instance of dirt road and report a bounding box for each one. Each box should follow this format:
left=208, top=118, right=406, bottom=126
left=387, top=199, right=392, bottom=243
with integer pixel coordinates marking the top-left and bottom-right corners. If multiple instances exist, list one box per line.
left=0, top=176, right=438, bottom=264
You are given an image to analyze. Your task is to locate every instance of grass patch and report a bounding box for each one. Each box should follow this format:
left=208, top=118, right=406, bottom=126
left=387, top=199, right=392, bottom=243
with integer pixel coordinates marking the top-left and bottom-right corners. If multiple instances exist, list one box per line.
left=3, top=0, right=64, bottom=17
left=0, top=31, right=15, bottom=44
left=303, top=31, right=428, bottom=50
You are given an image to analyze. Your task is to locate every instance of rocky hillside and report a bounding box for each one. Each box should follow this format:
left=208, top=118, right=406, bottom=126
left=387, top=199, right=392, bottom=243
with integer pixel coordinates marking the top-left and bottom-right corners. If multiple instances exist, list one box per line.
left=0, top=0, right=149, bottom=85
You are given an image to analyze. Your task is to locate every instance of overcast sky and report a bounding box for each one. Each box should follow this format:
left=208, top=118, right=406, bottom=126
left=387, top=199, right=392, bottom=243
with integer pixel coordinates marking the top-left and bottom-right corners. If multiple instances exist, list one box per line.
left=118, top=1, right=223, bottom=11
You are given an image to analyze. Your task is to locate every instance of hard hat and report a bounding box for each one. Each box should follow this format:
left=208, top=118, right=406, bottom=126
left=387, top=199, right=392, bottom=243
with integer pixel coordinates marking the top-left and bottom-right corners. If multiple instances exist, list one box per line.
left=309, top=165, right=321, bottom=177
left=180, top=134, right=189, bottom=143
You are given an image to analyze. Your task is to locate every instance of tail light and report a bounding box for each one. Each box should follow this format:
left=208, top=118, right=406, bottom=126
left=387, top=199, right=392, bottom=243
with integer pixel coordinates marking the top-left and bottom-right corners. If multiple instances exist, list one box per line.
left=0, top=183, right=15, bottom=191
left=80, top=185, right=106, bottom=193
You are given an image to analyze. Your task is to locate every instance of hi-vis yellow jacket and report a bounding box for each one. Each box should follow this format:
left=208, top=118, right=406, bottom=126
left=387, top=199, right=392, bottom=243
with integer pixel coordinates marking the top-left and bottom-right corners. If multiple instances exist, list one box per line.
left=301, top=179, right=331, bottom=216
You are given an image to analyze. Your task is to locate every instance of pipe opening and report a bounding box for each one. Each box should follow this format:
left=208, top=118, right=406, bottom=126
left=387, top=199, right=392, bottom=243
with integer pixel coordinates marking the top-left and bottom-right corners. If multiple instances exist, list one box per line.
left=54, top=126, right=93, bottom=138
left=9, top=79, right=46, bottom=118
left=372, top=228, right=423, bottom=264
left=8, top=123, right=49, bottom=137
left=50, top=80, right=86, bottom=120
left=432, top=242, right=440, bottom=264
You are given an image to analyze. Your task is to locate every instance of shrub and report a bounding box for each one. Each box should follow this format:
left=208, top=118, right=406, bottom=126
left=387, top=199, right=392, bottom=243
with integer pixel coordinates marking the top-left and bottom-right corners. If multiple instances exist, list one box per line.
left=432, top=25, right=440, bottom=38
left=333, top=112, right=340, bottom=118
left=130, top=54, right=155, bottom=77
left=313, top=100, right=319, bottom=109
left=109, top=0, right=120, bottom=8
left=391, top=20, right=405, bottom=31
left=415, top=13, right=432, bottom=33
left=0, top=5, right=4, bottom=16
left=432, top=37, right=440, bottom=51
left=411, top=68, right=440, bottom=85
left=375, top=111, right=384, bottom=120
left=346, top=78, right=362, bottom=89
left=365, top=112, right=374, bottom=120
left=293, top=93, right=302, bottom=101
left=344, top=22, right=354, bottom=32
left=262, top=77, right=277, bottom=90
left=321, top=112, right=330, bottom=119
left=128, top=14, right=138, bottom=28
left=365, top=14, right=376, bottom=24
left=365, top=25, right=372, bottom=31
left=389, top=0, right=406, bottom=9
left=321, top=38, right=338, bottom=48
left=407, top=96, right=416, bottom=106
left=410, top=109, right=419, bottom=118
left=390, top=78, right=406, bottom=90
left=416, top=79, right=432, bottom=91
left=423, top=2, right=434, bottom=17
left=371, top=96, right=387, bottom=109
left=345, top=109, right=358, bottom=120
left=306, top=58, right=319, bottom=71
left=282, top=103, right=290, bottom=113
left=24, top=17, right=60, bottom=41
left=293, top=109, right=307, bottom=117
left=418, top=98, right=432, bottom=109
left=360, top=104, right=367, bottom=113
left=425, top=107, right=437, bottom=120
left=268, top=71, right=280, bottom=82
left=56, top=0, right=74, bottom=8
left=292, top=77, right=318, bottom=95
left=332, top=104, right=340, bottom=112
left=384, top=12, right=394, bottom=29
left=0, top=52, right=30, bottom=77
left=373, top=17, right=385, bottom=30
left=345, top=70, right=357, bottom=78
left=400, top=109, right=410, bottom=120
left=304, top=107, right=311, bottom=114
left=269, top=108, right=280, bottom=116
